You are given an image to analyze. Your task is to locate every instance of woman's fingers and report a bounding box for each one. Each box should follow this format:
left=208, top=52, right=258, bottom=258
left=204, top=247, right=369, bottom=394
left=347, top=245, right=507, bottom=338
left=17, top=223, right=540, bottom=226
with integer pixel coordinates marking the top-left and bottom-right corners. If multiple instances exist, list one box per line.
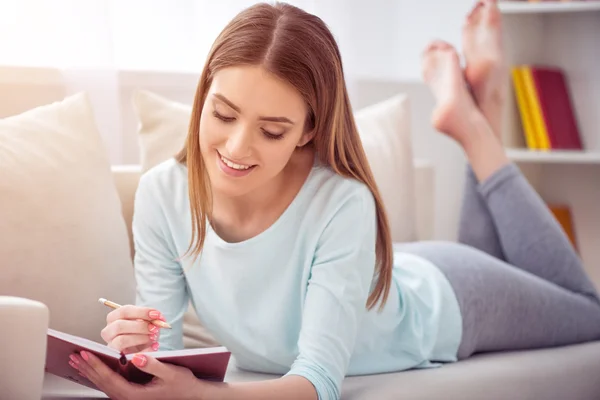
left=106, top=305, right=165, bottom=325
left=101, top=319, right=160, bottom=343
left=107, top=333, right=157, bottom=353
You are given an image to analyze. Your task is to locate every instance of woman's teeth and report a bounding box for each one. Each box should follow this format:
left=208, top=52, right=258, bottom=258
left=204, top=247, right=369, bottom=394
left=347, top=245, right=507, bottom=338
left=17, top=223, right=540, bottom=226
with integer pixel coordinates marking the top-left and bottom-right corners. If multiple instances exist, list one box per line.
left=221, top=155, right=252, bottom=170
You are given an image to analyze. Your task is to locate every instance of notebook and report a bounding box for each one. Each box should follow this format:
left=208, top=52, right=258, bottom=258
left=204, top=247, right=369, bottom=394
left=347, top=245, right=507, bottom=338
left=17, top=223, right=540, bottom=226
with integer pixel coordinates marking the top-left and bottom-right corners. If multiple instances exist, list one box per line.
left=45, top=328, right=231, bottom=391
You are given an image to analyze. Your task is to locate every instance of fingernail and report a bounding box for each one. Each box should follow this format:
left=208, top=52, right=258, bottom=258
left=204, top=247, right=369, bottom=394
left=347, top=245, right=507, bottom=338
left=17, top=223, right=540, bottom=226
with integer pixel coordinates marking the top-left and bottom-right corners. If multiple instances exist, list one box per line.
left=151, top=342, right=159, bottom=351
left=69, top=360, right=79, bottom=370
left=69, top=355, right=79, bottom=364
left=148, top=310, right=161, bottom=319
left=148, top=323, right=158, bottom=332
left=132, top=354, right=147, bottom=367
left=149, top=333, right=158, bottom=341
left=80, top=351, right=89, bottom=361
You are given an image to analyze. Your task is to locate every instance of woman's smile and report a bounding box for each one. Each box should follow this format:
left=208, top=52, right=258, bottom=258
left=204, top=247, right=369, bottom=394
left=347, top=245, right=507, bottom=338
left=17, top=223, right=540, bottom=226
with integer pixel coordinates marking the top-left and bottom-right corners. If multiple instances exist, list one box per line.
left=216, top=150, right=257, bottom=177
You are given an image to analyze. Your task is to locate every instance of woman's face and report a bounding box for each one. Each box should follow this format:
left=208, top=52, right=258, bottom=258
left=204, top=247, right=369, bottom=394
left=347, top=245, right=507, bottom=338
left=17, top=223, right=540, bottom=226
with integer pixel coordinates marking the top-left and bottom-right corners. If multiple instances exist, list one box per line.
left=199, top=65, right=310, bottom=198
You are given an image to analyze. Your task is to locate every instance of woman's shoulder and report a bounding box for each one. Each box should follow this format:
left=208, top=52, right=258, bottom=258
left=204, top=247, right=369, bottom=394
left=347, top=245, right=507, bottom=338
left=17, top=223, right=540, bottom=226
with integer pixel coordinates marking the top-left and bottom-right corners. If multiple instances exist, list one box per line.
left=305, top=162, right=376, bottom=219
left=310, top=162, right=375, bottom=204
left=135, top=157, right=189, bottom=218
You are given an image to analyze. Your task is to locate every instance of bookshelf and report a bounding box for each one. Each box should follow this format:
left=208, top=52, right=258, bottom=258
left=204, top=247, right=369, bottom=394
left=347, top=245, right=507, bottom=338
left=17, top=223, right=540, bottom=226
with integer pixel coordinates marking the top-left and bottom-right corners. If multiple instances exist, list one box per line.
left=506, top=149, right=600, bottom=164
left=499, top=1, right=600, bottom=287
left=499, top=1, right=600, bottom=14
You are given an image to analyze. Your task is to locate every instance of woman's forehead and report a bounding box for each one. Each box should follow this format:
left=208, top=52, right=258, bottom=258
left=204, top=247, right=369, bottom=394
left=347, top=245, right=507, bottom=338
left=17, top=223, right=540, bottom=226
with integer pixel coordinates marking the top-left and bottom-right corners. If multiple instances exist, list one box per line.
left=209, top=66, right=306, bottom=118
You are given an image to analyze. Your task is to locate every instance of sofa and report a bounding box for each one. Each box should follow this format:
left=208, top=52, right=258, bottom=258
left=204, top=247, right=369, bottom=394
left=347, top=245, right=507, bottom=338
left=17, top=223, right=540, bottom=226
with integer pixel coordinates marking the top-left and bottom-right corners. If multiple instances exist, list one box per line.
left=41, top=162, right=600, bottom=400
left=2, top=88, right=600, bottom=400
left=112, top=163, right=600, bottom=400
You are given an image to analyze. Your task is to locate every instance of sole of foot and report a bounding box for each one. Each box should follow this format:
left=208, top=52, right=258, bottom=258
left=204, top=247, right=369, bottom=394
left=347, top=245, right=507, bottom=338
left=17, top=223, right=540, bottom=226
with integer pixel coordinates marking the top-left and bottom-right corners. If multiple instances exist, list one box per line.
left=421, top=40, right=480, bottom=146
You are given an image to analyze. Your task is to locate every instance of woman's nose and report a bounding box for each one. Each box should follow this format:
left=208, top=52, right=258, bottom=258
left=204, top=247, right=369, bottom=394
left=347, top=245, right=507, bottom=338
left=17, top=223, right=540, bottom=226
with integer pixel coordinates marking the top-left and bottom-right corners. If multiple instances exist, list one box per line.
left=225, top=126, right=252, bottom=160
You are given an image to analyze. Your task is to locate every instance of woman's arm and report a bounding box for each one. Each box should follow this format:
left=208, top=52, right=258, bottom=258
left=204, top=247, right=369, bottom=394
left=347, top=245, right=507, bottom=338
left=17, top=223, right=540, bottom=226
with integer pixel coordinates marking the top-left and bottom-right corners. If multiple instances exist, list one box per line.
left=204, top=375, right=317, bottom=400
left=132, top=173, right=189, bottom=350
left=203, top=185, right=378, bottom=400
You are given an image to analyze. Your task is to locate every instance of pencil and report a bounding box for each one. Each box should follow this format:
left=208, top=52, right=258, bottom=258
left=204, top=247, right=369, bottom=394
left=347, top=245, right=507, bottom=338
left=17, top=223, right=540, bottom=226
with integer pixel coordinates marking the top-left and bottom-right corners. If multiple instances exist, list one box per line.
left=98, top=298, right=172, bottom=329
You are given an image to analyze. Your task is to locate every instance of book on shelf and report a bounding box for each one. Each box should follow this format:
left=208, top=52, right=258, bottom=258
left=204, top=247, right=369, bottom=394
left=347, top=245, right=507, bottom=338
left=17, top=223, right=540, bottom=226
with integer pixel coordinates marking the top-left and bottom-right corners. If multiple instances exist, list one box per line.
left=503, top=1, right=597, bottom=3
left=510, top=65, right=583, bottom=151
left=548, top=204, right=578, bottom=251
left=45, top=328, right=231, bottom=392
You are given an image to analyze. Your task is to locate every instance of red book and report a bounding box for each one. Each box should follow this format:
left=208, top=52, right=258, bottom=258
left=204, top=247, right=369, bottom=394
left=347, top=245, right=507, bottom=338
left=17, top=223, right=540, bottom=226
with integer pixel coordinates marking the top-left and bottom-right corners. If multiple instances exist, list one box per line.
left=45, top=328, right=231, bottom=391
left=531, top=67, right=583, bottom=150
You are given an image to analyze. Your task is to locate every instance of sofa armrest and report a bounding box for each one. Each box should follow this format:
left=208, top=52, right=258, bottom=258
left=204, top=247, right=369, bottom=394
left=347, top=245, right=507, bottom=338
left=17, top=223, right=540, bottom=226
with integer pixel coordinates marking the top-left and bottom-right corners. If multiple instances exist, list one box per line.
left=112, top=165, right=142, bottom=259
left=414, top=158, right=435, bottom=241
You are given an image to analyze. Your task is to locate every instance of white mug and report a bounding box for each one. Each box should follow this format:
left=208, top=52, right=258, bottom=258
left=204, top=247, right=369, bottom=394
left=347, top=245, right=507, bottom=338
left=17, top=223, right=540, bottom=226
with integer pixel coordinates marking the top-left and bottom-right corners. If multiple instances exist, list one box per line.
left=0, top=296, right=49, bottom=400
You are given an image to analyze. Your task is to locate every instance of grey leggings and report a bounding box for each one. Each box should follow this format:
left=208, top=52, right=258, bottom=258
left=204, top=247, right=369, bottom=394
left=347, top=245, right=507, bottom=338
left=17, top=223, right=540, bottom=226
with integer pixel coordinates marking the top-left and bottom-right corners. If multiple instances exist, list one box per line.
left=396, top=163, right=600, bottom=359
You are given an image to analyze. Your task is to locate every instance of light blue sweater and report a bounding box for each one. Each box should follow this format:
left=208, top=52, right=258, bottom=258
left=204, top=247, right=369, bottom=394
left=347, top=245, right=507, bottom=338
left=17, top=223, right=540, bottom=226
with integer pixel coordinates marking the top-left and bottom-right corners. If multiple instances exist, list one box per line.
left=133, top=158, right=463, bottom=400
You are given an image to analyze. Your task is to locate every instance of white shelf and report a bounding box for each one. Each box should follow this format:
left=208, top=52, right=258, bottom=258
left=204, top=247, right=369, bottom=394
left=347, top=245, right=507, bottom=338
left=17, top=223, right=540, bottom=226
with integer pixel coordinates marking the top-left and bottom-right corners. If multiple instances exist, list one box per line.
left=499, top=1, right=600, bottom=14
left=506, top=148, right=600, bottom=164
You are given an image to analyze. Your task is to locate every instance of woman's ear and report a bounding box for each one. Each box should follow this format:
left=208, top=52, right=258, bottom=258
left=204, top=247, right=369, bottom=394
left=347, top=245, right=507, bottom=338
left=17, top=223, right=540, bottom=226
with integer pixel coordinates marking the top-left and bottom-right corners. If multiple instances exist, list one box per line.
left=296, top=130, right=315, bottom=147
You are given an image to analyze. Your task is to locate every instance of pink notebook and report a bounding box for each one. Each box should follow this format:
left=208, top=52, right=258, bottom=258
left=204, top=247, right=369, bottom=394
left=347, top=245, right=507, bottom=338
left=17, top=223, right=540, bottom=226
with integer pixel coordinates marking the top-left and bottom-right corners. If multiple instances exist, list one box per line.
left=45, top=328, right=231, bottom=391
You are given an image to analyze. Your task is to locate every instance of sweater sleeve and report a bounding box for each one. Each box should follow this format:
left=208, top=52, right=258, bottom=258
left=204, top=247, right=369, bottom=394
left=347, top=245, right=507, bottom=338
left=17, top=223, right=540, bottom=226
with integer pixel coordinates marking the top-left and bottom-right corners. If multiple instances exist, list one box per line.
left=132, top=173, right=189, bottom=351
left=285, top=185, right=378, bottom=400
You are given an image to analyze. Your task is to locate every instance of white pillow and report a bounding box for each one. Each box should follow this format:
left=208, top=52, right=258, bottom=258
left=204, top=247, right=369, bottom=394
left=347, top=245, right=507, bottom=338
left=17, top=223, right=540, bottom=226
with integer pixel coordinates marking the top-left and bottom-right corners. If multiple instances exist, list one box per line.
left=0, top=93, right=136, bottom=343
left=353, top=94, right=417, bottom=243
left=133, top=90, right=191, bottom=174
left=132, top=89, right=417, bottom=348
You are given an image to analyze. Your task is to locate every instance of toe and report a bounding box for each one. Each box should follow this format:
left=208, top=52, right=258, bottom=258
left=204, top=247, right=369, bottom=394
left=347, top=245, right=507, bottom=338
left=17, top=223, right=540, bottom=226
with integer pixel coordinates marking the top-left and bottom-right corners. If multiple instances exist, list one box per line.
left=484, top=0, right=502, bottom=25
left=431, top=40, right=449, bottom=50
left=467, top=1, right=484, bottom=24
left=422, top=40, right=446, bottom=57
left=435, top=40, right=453, bottom=51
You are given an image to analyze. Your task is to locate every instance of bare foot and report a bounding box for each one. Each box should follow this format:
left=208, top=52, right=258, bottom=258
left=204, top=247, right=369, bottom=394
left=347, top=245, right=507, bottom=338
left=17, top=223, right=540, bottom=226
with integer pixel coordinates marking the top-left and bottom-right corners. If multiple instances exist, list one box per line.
left=421, top=40, right=481, bottom=146
left=422, top=39, right=510, bottom=182
left=462, top=0, right=506, bottom=139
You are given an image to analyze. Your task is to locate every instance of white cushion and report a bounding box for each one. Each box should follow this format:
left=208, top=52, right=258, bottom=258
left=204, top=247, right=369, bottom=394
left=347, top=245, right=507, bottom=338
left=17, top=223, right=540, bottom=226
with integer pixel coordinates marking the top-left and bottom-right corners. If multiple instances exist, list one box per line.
left=353, top=94, right=416, bottom=242
left=133, top=90, right=191, bottom=174
left=0, top=93, right=136, bottom=343
left=132, top=89, right=417, bottom=347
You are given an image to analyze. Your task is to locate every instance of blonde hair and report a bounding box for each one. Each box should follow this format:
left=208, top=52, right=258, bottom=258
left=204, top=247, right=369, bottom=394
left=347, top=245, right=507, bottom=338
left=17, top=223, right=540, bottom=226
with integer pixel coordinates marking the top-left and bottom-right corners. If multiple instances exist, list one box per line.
left=175, top=2, right=393, bottom=310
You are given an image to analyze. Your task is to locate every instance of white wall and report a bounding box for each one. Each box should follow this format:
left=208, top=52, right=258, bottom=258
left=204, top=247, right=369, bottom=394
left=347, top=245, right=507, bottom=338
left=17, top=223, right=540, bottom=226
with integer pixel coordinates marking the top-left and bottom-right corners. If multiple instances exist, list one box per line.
left=331, top=0, right=477, bottom=240
left=317, top=0, right=476, bottom=81
left=0, top=0, right=478, bottom=242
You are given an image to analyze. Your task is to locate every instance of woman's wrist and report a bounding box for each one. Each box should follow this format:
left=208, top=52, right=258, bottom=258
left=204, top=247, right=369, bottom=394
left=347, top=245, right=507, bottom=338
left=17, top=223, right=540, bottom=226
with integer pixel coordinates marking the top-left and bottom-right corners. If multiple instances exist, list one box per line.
left=195, top=379, right=225, bottom=400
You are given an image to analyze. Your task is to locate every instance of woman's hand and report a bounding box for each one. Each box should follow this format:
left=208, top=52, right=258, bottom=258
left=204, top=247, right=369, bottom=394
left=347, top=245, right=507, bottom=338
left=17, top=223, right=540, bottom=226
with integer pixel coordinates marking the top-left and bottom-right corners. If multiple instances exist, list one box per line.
left=101, top=305, right=166, bottom=354
left=69, top=350, right=210, bottom=400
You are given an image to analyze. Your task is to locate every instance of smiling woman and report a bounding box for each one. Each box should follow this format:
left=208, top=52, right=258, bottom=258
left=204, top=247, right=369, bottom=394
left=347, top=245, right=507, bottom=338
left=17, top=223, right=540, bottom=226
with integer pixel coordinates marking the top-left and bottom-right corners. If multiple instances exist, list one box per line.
left=73, top=2, right=600, bottom=400
left=199, top=66, right=309, bottom=192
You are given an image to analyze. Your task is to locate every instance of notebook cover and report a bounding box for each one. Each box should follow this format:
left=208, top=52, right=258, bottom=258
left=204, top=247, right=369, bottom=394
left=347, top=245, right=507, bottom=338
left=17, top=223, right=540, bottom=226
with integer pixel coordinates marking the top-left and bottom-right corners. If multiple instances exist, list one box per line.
left=45, top=328, right=231, bottom=391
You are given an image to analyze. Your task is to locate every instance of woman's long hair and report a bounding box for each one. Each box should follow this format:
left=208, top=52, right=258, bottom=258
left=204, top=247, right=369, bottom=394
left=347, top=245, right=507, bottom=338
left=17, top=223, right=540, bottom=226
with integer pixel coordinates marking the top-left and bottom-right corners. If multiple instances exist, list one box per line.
left=175, top=2, right=393, bottom=311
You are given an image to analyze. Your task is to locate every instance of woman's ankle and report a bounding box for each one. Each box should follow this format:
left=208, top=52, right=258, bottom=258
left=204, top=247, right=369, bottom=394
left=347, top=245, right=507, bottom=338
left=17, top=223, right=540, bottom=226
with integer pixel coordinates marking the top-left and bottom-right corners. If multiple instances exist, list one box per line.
left=462, top=114, right=510, bottom=182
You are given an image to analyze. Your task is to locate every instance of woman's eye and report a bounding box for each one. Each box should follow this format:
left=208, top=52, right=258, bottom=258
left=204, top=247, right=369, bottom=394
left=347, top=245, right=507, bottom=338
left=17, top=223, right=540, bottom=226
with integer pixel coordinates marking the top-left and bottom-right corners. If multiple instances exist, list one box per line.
left=262, top=129, right=285, bottom=140
left=213, top=109, right=284, bottom=140
left=213, top=110, right=235, bottom=122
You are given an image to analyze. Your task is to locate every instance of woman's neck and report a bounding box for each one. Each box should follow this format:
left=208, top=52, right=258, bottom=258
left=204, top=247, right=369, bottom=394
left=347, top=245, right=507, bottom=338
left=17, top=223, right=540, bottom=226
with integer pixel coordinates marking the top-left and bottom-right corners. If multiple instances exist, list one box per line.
left=210, top=148, right=315, bottom=243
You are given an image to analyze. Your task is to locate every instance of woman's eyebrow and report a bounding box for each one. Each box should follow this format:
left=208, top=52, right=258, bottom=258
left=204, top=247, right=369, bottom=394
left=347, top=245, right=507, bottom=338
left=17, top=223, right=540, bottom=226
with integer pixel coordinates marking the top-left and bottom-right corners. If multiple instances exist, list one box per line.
left=213, top=93, right=295, bottom=125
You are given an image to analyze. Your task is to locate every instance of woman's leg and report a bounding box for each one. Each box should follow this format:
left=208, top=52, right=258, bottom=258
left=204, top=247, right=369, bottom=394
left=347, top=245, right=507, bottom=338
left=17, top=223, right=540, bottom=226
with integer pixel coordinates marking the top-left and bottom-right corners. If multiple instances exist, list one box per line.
left=399, top=241, right=600, bottom=359
left=455, top=0, right=598, bottom=301
left=457, top=165, right=505, bottom=260
left=420, top=1, right=600, bottom=358
left=456, top=0, right=508, bottom=261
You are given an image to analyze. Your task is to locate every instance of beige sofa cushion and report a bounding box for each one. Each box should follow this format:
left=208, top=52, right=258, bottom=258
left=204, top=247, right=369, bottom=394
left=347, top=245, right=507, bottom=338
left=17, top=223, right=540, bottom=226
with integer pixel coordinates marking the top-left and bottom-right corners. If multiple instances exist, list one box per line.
left=132, top=89, right=416, bottom=348
left=0, top=93, right=136, bottom=343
